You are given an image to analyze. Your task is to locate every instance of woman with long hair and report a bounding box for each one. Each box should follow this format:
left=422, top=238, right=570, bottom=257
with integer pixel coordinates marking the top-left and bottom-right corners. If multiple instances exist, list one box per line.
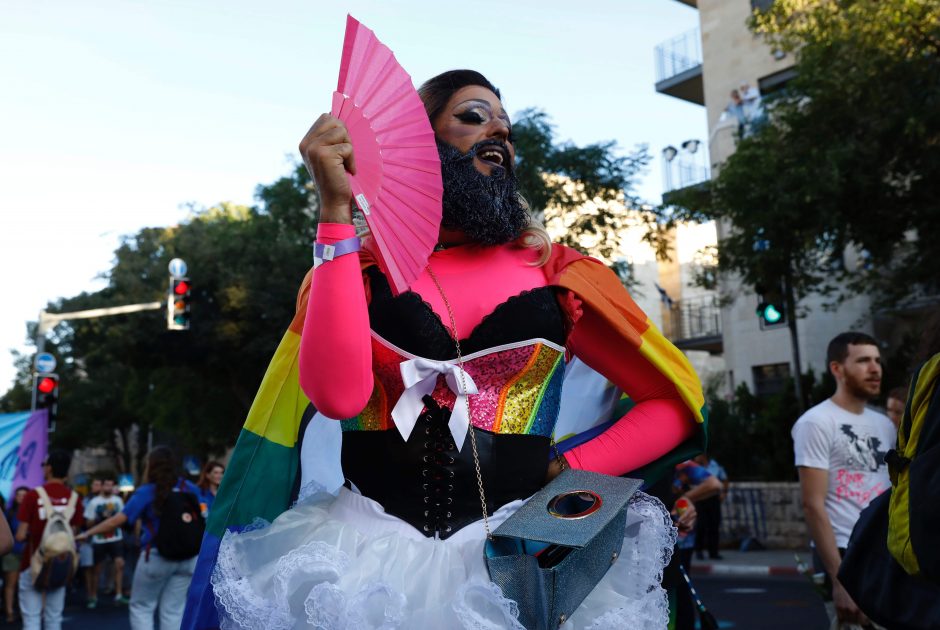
left=2, top=487, right=26, bottom=623
left=78, top=446, right=202, bottom=629
left=195, top=461, right=224, bottom=516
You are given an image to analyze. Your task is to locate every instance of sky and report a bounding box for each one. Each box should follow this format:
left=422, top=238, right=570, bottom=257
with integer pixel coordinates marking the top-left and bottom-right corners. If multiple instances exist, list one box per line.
left=0, top=0, right=705, bottom=392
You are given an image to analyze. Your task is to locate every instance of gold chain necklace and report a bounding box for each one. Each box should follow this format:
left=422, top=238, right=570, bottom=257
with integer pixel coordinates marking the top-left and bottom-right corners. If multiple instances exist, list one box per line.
left=426, top=262, right=493, bottom=539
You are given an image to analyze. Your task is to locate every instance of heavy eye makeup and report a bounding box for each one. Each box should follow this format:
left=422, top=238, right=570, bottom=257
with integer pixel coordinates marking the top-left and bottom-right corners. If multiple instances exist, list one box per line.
left=453, top=102, right=512, bottom=135
left=455, top=109, right=489, bottom=125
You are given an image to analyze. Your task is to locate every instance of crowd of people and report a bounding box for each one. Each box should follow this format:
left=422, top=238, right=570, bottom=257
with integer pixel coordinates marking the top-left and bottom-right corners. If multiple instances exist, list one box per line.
left=0, top=450, right=223, bottom=629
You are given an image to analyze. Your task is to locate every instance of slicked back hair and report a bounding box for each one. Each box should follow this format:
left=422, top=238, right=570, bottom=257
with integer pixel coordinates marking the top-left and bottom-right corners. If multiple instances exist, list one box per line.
left=827, top=332, right=879, bottom=365
left=418, top=70, right=500, bottom=128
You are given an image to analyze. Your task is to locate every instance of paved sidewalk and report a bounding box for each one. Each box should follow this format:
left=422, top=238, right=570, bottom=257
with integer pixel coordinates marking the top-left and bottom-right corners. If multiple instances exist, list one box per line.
left=688, top=549, right=812, bottom=577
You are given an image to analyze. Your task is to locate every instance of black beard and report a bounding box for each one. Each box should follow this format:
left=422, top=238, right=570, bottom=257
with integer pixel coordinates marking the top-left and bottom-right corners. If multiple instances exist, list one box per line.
left=437, top=139, right=530, bottom=246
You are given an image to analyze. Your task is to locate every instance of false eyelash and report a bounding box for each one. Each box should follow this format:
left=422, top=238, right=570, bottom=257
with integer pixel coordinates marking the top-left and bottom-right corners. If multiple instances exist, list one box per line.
left=456, top=111, right=486, bottom=124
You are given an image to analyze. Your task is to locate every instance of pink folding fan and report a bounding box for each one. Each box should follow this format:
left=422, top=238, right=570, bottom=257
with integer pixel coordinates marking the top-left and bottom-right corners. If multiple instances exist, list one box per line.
left=331, top=15, right=443, bottom=295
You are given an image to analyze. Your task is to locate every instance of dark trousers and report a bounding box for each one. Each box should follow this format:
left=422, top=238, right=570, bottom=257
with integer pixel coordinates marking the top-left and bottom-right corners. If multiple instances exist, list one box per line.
left=694, top=495, right=722, bottom=557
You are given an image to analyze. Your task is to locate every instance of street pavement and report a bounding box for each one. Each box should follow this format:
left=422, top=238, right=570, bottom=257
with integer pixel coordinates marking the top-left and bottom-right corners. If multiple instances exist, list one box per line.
left=4, top=588, right=131, bottom=629
left=1, top=550, right=825, bottom=628
left=689, top=548, right=810, bottom=577
left=695, top=575, right=829, bottom=629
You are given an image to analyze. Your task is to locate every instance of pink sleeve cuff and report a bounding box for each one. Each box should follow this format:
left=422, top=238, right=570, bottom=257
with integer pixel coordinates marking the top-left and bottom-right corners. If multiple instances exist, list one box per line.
left=316, top=222, right=357, bottom=243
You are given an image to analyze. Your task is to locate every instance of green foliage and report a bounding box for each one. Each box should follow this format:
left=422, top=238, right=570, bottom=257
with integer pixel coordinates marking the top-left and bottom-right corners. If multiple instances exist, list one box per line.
left=512, top=109, right=652, bottom=269
left=3, top=107, right=651, bottom=465
left=655, top=0, right=940, bottom=307
left=5, top=164, right=317, bottom=466
left=705, top=370, right=831, bottom=480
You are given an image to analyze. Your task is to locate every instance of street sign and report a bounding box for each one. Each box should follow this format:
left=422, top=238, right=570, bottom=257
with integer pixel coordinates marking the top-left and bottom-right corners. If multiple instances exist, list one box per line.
left=168, top=258, right=188, bottom=279
left=34, top=352, right=56, bottom=374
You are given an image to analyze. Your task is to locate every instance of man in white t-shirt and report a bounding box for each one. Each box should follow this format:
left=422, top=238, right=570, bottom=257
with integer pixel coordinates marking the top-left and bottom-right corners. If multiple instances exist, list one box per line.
left=83, top=478, right=127, bottom=607
left=792, top=332, right=896, bottom=628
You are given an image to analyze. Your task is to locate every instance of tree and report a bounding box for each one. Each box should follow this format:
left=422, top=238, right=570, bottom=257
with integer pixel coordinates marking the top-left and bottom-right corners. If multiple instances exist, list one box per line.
left=3, top=108, right=653, bottom=462
left=512, top=109, right=652, bottom=276
left=2, top=165, right=318, bottom=469
left=652, top=0, right=940, bottom=408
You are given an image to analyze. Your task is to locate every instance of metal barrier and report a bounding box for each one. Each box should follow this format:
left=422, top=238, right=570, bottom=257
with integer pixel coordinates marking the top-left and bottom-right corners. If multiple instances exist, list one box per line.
left=722, top=486, right=769, bottom=544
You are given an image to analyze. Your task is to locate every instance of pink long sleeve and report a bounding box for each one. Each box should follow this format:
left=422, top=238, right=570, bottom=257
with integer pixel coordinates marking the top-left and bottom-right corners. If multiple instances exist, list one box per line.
left=563, top=303, right=696, bottom=476
left=298, top=223, right=373, bottom=419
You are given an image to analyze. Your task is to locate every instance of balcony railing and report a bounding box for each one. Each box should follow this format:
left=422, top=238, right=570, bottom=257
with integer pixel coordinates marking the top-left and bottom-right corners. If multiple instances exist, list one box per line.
left=662, top=295, right=722, bottom=351
left=662, top=150, right=710, bottom=193
left=654, top=28, right=702, bottom=83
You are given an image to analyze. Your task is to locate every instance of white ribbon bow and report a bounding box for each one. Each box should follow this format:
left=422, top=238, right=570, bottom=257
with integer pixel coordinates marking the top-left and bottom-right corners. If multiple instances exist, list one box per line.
left=391, top=358, right=479, bottom=452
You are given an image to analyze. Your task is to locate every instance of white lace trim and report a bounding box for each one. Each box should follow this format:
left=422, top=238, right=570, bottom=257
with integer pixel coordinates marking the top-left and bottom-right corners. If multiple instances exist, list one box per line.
left=295, top=478, right=333, bottom=506
left=305, top=581, right=407, bottom=630
left=212, top=529, right=292, bottom=630
left=585, top=602, right=667, bottom=630
left=452, top=579, right=526, bottom=630
left=240, top=516, right=270, bottom=533
left=273, top=539, right=350, bottom=603
left=212, top=489, right=675, bottom=630
left=305, top=583, right=347, bottom=629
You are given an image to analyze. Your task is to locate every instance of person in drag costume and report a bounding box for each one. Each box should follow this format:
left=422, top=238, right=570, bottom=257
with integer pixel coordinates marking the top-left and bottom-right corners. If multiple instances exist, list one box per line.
left=182, top=70, right=707, bottom=630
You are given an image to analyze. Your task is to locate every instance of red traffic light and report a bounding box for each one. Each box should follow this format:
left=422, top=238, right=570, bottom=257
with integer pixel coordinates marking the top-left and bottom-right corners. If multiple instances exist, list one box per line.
left=37, top=377, right=57, bottom=394
left=173, top=281, right=190, bottom=295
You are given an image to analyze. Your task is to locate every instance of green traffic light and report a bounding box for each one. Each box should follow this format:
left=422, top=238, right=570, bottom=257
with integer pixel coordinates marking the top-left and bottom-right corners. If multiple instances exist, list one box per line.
left=762, top=304, right=783, bottom=324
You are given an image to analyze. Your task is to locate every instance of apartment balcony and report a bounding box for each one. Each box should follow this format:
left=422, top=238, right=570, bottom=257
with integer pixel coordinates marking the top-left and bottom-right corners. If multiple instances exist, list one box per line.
left=662, top=295, right=723, bottom=353
left=654, top=28, right=704, bottom=105
left=661, top=140, right=710, bottom=194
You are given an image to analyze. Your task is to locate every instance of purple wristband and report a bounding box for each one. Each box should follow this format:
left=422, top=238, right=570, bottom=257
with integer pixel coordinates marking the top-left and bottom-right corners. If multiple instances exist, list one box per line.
left=313, top=236, right=361, bottom=269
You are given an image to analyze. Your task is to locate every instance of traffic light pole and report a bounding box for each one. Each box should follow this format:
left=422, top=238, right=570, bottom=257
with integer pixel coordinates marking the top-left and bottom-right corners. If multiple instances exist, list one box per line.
left=32, top=301, right=163, bottom=413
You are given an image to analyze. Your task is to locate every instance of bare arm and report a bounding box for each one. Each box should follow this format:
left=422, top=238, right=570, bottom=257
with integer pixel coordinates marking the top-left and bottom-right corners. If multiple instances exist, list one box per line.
left=682, top=475, right=721, bottom=503
left=0, top=516, right=12, bottom=555
left=799, top=466, right=868, bottom=625
left=798, top=467, right=840, bottom=577
left=15, top=522, right=28, bottom=543
left=76, top=512, right=128, bottom=542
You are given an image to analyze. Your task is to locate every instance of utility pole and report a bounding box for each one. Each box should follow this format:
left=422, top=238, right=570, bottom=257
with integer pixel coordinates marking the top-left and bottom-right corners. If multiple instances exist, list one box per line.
left=31, top=302, right=163, bottom=429
left=782, top=271, right=805, bottom=414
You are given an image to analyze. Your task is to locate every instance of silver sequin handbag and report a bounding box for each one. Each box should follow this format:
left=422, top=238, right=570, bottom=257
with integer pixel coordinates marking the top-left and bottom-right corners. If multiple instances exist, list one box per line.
left=484, top=469, right=641, bottom=630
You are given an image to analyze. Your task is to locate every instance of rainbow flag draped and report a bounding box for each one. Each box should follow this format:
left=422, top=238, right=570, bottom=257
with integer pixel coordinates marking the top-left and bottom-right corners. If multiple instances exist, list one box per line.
left=182, top=246, right=707, bottom=629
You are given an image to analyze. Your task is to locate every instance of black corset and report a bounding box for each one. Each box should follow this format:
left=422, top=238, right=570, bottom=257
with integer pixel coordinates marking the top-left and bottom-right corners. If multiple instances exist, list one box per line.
left=365, top=266, right=566, bottom=358
left=337, top=267, right=566, bottom=539
left=341, top=395, right=550, bottom=539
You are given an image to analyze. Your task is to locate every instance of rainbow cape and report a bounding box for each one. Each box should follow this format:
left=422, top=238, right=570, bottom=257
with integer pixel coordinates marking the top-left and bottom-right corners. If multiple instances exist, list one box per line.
left=182, top=245, right=707, bottom=629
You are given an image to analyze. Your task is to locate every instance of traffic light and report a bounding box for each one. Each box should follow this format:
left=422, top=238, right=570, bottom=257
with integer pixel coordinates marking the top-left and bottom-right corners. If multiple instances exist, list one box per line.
left=167, top=277, right=191, bottom=331
left=34, top=373, right=59, bottom=423
left=756, top=282, right=787, bottom=329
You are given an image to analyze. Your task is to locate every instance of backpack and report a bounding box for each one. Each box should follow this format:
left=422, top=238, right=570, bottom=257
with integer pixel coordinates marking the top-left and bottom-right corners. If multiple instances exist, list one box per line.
left=147, top=480, right=205, bottom=560
left=28, top=486, right=78, bottom=590
left=886, top=353, right=940, bottom=583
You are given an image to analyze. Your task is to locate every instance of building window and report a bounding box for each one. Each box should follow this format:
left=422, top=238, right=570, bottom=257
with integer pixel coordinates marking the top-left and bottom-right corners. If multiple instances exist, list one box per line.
left=751, top=0, right=775, bottom=12
left=752, top=363, right=790, bottom=397
left=758, top=68, right=798, bottom=96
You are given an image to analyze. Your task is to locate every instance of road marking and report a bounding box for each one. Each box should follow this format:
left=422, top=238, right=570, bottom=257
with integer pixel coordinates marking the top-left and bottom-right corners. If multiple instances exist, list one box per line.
left=723, top=587, right=767, bottom=594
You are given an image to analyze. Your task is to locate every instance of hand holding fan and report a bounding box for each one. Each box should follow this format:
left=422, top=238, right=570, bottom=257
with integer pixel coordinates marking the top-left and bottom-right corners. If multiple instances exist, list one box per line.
left=331, top=15, right=442, bottom=295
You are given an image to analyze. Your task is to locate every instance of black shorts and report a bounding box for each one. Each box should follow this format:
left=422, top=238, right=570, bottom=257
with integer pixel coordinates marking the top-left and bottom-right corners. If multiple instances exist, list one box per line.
left=93, top=541, right=124, bottom=564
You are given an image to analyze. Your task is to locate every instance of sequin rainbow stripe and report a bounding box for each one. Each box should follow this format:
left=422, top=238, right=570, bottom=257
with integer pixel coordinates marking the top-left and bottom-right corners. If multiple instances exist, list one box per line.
left=341, top=335, right=565, bottom=437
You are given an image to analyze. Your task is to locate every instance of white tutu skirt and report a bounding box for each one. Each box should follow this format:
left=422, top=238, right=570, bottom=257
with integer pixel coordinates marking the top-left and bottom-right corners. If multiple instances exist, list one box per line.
left=212, top=484, right=676, bottom=630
